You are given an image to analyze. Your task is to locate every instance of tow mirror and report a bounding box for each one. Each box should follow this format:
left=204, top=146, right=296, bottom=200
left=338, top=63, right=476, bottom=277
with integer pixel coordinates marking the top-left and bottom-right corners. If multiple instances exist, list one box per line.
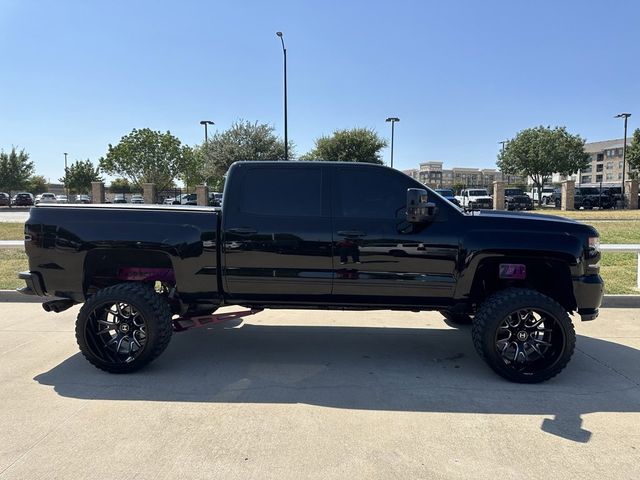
left=406, top=188, right=437, bottom=223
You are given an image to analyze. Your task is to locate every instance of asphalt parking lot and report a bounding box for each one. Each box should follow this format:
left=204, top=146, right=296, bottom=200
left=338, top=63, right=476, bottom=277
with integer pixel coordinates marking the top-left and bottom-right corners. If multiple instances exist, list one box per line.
left=0, top=304, right=638, bottom=479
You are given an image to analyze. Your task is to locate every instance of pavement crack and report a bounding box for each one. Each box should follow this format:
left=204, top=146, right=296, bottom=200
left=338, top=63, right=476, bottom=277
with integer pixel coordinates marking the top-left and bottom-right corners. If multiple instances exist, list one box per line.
left=576, top=347, right=640, bottom=388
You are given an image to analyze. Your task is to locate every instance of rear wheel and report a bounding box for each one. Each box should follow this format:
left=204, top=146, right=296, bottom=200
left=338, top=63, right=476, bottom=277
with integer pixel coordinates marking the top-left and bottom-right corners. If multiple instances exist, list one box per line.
left=76, top=283, right=173, bottom=373
left=471, top=288, right=575, bottom=383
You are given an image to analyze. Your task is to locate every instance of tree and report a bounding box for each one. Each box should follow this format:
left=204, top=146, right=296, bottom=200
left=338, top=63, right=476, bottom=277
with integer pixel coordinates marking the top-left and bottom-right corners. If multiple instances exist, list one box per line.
left=497, top=126, right=590, bottom=205
left=59, top=159, right=103, bottom=194
left=109, top=178, right=132, bottom=194
left=201, top=120, right=289, bottom=180
left=99, top=128, right=191, bottom=192
left=178, top=146, right=223, bottom=190
left=0, top=147, right=34, bottom=195
left=25, top=175, right=48, bottom=194
left=626, top=128, right=640, bottom=180
left=301, top=128, right=387, bottom=164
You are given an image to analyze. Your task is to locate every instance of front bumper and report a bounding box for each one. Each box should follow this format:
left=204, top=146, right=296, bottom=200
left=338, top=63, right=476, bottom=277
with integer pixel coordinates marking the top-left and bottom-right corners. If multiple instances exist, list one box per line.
left=573, top=274, right=604, bottom=321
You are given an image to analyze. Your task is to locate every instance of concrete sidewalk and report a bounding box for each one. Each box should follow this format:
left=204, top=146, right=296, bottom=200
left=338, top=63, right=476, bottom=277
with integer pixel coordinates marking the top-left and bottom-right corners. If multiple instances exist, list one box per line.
left=0, top=304, right=638, bottom=479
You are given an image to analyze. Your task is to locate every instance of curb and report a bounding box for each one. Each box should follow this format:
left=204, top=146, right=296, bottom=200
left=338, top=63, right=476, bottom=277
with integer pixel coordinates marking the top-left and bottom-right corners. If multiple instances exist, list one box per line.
left=1, top=290, right=639, bottom=307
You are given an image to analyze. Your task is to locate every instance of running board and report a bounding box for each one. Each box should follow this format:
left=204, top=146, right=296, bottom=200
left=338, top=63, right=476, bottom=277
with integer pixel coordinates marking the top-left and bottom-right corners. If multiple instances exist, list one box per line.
left=173, top=308, right=262, bottom=332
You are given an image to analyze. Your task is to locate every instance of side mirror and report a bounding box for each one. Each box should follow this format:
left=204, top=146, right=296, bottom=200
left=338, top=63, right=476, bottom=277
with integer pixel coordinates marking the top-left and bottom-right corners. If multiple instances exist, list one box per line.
left=406, top=188, right=437, bottom=223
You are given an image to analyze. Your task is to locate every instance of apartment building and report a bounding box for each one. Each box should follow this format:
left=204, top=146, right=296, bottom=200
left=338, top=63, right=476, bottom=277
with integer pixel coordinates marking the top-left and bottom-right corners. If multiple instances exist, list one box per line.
left=579, top=138, right=634, bottom=185
left=402, top=162, right=524, bottom=189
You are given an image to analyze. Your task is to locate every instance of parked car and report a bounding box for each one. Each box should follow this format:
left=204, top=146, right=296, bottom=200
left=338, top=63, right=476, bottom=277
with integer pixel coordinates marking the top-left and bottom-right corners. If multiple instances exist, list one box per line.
left=37, top=193, right=58, bottom=205
left=130, top=194, right=144, bottom=204
left=435, top=189, right=460, bottom=207
left=165, top=193, right=197, bottom=205
left=113, top=194, right=127, bottom=204
left=75, top=194, right=91, bottom=204
left=548, top=188, right=562, bottom=208
left=526, top=186, right=555, bottom=205
left=55, top=194, right=69, bottom=204
left=12, top=192, right=34, bottom=206
left=20, top=161, right=603, bottom=383
left=208, top=192, right=223, bottom=207
left=0, top=192, right=10, bottom=206
left=574, top=187, right=612, bottom=210
left=504, top=188, right=533, bottom=211
left=455, top=188, right=493, bottom=209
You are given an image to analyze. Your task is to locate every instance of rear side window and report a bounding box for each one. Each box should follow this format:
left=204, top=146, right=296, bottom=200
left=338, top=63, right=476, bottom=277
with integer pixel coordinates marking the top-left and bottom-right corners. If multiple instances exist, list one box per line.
left=336, top=168, right=410, bottom=219
left=240, top=167, right=323, bottom=217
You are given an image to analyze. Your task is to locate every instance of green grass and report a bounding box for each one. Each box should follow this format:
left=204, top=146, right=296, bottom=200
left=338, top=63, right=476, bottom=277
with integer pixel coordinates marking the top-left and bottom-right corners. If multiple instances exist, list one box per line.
left=587, top=222, right=640, bottom=244
left=0, top=223, right=24, bottom=240
left=0, top=250, right=27, bottom=290
left=601, top=253, right=638, bottom=295
left=531, top=209, right=640, bottom=220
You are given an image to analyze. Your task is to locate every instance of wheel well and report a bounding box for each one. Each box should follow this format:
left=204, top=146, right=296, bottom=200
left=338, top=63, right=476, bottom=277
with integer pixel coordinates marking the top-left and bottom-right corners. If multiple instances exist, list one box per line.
left=469, top=258, right=576, bottom=312
left=83, top=249, right=175, bottom=296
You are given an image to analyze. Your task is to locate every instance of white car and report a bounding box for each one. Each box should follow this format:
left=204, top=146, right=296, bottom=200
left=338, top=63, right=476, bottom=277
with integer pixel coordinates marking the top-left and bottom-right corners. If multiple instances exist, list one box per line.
left=55, top=195, right=69, bottom=204
left=131, top=194, right=144, bottom=204
left=526, top=187, right=555, bottom=204
left=37, top=193, right=57, bottom=204
left=455, top=189, right=493, bottom=209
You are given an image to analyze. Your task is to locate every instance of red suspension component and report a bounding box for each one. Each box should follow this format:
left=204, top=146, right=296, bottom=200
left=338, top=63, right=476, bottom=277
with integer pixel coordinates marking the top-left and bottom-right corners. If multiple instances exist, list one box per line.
left=173, top=308, right=262, bottom=332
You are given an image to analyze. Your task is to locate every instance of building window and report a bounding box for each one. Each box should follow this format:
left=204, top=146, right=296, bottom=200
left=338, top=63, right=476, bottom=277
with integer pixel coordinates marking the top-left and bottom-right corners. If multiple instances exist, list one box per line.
left=619, top=161, right=624, bottom=168
left=618, top=173, right=623, bottom=180
left=582, top=165, right=592, bottom=173
left=597, top=153, right=604, bottom=161
left=596, top=174, right=603, bottom=182
left=606, top=173, right=613, bottom=180
left=581, top=175, right=591, bottom=183
left=606, top=162, right=613, bottom=169
left=596, top=164, right=603, bottom=172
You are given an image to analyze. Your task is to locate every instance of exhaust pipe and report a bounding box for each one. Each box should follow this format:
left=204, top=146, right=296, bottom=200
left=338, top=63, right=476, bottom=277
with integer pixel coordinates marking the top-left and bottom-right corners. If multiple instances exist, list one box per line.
left=42, top=299, right=75, bottom=313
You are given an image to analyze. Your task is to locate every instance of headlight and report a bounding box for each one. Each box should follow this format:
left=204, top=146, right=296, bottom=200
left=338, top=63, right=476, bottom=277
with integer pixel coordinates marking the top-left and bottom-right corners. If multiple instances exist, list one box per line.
left=588, top=236, right=600, bottom=250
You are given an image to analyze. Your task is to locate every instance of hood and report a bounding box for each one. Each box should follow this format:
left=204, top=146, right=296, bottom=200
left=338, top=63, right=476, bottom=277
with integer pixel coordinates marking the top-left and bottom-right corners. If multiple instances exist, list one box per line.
left=467, top=209, right=598, bottom=236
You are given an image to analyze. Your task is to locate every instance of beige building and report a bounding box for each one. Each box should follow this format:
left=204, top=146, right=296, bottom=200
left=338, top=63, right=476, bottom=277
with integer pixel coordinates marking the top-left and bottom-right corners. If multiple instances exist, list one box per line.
left=402, top=162, right=524, bottom=189
left=579, top=138, right=635, bottom=185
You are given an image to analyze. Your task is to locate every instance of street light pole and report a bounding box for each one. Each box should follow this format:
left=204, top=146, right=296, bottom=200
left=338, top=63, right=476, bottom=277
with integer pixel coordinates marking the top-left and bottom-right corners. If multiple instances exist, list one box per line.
left=615, top=113, right=632, bottom=206
left=200, top=120, right=214, bottom=143
left=385, top=117, right=400, bottom=168
left=63, top=152, right=68, bottom=197
left=199, top=121, right=215, bottom=188
left=276, top=32, right=288, bottom=161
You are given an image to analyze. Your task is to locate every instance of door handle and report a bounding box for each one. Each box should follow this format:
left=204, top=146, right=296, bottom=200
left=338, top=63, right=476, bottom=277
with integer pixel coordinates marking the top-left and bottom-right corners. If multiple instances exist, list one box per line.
left=337, top=230, right=366, bottom=237
left=227, top=227, right=257, bottom=235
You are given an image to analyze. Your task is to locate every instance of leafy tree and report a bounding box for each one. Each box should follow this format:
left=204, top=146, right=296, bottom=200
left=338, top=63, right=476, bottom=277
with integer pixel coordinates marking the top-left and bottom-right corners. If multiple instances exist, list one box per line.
left=626, top=128, right=640, bottom=180
left=178, top=146, right=223, bottom=190
left=25, top=175, right=48, bottom=194
left=452, top=183, right=465, bottom=195
left=301, top=128, right=387, bottom=164
left=59, top=159, right=103, bottom=194
left=99, top=128, right=191, bottom=192
left=0, top=147, right=34, bottom=195
left=201, top=120, right=289, bottom=180
left=497, top=126, right=590, bottom=205
left=109, top=178, right=132, bottom=193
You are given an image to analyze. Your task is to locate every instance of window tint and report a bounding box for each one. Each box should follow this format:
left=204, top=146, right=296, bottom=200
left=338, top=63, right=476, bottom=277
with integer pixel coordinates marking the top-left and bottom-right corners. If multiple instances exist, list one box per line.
left=240, top=167, right=322, bottom=217
left=336, top=168, right=410, bottom=218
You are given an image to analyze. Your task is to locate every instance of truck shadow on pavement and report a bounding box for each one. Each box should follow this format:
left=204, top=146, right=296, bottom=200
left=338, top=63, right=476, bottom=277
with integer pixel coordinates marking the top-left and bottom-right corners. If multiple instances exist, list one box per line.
left=34, top=323, right=640, bottom=444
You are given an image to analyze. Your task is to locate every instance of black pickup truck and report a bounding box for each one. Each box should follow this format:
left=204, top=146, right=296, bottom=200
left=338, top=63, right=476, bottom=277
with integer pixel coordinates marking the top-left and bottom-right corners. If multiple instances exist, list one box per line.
left=20, top=161, right=604, bottom=382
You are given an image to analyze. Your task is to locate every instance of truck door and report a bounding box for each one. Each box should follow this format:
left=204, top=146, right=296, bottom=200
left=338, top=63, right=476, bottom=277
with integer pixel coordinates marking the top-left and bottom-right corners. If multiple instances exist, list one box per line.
left=222, top=163, right=333, bottom=300
left=330, top=165, right=458, bottom=305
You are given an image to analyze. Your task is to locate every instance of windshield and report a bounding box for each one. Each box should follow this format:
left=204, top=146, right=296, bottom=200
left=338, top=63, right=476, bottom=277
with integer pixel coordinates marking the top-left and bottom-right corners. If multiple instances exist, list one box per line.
left=505, top=189, right=524, bottom=195
left=435, top=189, right=454, bottom=196
left=469, top=190, right=488, bottom=196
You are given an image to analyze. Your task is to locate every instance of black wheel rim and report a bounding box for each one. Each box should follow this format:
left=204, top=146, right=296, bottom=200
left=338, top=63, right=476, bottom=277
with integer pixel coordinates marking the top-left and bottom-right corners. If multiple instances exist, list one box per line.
left=494, top=308, right=565, bottom=375
left=85, top=301, right=148, bottom=365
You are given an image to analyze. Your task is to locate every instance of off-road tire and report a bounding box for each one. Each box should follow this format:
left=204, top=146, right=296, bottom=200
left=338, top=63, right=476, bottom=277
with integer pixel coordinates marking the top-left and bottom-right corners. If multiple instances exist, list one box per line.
left=76, top=283, right=173, bottom=373
left=471, top=288, right=575, bottom=383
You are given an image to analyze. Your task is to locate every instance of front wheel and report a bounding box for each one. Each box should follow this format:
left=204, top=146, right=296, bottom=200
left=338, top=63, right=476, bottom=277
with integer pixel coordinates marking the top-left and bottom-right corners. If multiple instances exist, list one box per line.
left=76, top=283, right=173, bottom=373
left=471, top=288, right=575, bottom=383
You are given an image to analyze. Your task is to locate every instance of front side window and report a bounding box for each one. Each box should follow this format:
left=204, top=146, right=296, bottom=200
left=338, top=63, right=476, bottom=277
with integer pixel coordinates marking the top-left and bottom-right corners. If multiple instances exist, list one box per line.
left=336, top=168, right=412, bottom=219
left=240, top=167, right=322, bottom=217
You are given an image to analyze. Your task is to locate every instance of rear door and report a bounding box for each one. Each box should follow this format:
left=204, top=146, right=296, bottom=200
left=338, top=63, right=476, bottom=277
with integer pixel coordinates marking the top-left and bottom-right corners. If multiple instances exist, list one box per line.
left=222, top=163, right=333, bottom=301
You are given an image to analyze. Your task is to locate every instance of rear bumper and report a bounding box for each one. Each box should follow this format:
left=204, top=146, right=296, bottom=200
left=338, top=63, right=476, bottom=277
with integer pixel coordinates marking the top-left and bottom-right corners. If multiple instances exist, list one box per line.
left=573, top=274, right=604, bottom=321
left=18, top=271, right=46, bottom=297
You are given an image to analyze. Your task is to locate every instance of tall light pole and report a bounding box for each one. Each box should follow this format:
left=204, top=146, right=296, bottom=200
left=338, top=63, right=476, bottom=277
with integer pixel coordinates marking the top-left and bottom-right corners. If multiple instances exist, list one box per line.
left=63, top=152, right=68, bottom=197
left=615, top=113, right=631, bottom=205
left=200, top=120, right=214, bottom=143
left=199, top=121, right=214, bottom=188
left=385, top=117, right=400, bottom=168
left=276, top=31, right=288, bottom=161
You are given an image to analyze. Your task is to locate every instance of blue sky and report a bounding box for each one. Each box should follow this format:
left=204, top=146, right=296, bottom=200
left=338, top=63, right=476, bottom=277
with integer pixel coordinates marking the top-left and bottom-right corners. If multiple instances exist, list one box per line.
left=1, top=0, right=638, bottom=182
